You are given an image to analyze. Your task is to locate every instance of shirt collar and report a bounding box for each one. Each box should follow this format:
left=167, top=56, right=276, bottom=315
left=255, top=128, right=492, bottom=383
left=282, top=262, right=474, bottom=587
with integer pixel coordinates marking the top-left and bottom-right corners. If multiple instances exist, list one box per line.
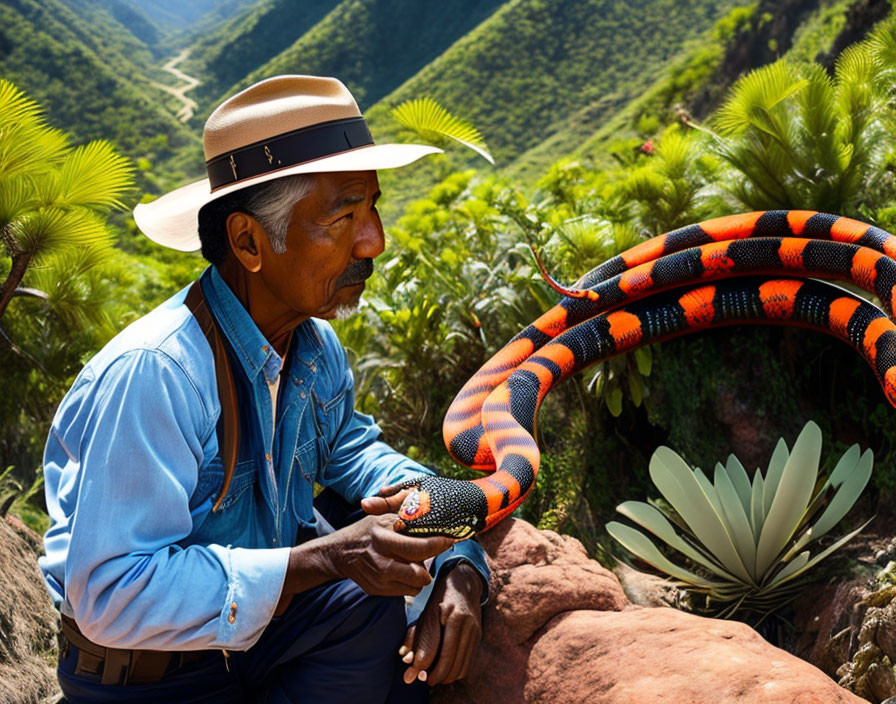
left=201, top=266, right=283, bottom=384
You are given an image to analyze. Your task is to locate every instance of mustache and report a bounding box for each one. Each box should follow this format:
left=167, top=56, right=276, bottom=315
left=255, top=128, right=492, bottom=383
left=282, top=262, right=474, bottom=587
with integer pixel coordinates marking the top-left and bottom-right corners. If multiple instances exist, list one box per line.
left=334, top=258, right=374, bottom=288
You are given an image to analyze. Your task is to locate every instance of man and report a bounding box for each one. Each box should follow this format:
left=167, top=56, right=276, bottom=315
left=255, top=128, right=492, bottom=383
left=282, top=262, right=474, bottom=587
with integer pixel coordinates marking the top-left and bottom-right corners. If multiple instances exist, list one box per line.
left=39, top=75, right=489, bottom=703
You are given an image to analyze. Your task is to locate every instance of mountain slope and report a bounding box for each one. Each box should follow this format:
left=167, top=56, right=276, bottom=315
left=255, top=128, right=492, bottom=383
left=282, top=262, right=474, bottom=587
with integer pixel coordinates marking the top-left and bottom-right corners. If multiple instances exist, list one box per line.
left=223, top=0, right=506, bottom=110
left=131, top=0, right=254, bottom=30
left=90, top=0, right=165, bottom=53
left=359, top=0, right=748, bottom=219
left=187, top=0, right=341, bottom=105
left=369, top=0, right=747, bottom=165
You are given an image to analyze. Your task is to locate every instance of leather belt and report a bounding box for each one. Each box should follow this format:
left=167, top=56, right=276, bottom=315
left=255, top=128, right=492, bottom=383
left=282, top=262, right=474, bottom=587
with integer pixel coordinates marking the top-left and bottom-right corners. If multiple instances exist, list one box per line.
left=60, top=614, right=207, bottom=686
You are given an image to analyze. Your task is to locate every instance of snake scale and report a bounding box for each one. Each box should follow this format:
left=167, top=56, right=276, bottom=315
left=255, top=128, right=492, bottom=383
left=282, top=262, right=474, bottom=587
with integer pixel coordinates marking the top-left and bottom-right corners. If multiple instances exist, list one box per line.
left=393, top=211, right=896, bottom=539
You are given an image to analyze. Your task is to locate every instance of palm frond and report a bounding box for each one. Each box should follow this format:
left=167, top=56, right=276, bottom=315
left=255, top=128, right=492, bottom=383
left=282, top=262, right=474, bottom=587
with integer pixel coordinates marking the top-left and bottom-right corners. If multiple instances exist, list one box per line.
left=0, top=80, right=45, bottom=131
left=0, top=176, right=37, bottom=235
left=835, top=44, right=881, bottom=147
left=0, top=81, right=69, bottom=179
left=11, top=208, right=114, bottom=262
left=798, top=63, right=839, bottom=169
left=654, top=130, right=695, bottom=178
left=27, top=247, right=118, bottom=334
left=43, top=141, right=134, bottom=210
left=391, top=97, right=494, bottom=164
left=714, top=62, right=807, bottom=139
left=867, top=15, right=896, bottom=78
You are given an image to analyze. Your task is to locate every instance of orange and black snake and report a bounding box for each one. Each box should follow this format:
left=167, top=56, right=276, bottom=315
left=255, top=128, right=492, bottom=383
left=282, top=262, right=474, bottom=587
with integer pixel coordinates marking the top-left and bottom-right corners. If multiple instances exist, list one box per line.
left=393, top=211, right=896, bottom=539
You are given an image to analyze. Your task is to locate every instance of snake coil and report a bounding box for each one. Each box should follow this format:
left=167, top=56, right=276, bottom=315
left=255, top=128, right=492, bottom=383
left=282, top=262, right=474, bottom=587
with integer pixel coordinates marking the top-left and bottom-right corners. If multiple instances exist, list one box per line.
left=395, top=211, right=896, bottom=539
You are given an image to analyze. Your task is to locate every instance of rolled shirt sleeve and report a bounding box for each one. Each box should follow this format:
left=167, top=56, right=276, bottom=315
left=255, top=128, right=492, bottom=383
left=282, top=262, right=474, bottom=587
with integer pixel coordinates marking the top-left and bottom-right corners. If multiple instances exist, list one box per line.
left=41, top=348, right=289, bottom=651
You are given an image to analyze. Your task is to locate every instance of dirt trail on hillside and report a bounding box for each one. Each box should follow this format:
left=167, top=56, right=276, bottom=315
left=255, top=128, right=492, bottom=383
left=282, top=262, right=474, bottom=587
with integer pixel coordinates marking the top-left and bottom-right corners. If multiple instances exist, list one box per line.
left=151, top=49, right=200, bottom=122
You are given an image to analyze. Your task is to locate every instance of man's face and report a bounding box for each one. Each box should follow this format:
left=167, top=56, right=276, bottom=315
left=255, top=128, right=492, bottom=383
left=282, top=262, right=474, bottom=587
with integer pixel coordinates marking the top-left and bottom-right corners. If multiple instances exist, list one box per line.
left=259, top=170, right=384, bottom=320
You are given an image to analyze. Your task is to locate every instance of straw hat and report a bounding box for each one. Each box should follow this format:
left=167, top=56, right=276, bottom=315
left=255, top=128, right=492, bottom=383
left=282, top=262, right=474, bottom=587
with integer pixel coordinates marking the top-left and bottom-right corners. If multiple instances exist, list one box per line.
left=133, top=75, right=442, bottom=251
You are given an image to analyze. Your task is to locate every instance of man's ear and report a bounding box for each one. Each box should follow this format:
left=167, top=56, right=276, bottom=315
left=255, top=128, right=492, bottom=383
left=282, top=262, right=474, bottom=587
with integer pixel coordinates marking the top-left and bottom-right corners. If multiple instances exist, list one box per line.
left=226, top=212, right=265, bottom=273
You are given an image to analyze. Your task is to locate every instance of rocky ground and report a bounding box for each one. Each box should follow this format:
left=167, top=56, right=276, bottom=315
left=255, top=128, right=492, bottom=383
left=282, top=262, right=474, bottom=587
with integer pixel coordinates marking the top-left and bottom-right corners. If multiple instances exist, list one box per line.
left=432, top=518, right=869, bottom=704
left=2, top=513, right=893, bottom=703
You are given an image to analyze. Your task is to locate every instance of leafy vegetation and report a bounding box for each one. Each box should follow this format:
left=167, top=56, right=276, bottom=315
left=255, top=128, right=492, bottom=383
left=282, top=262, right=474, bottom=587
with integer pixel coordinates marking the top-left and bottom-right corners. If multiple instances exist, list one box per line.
left=4, top=0, right=896, bottom=572
left=607, top=421, right=873, bottom=620
left=0, top=79, right=131, bottom=472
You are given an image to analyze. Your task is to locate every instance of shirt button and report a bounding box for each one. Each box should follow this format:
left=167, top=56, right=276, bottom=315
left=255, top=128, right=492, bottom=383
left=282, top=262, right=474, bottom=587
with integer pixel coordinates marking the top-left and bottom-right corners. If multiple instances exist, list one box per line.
left=228, top=602, right=238, bottom=624
left=300, top=392, right=306, bottom=399
left=273, top=538, right=278, bottom=545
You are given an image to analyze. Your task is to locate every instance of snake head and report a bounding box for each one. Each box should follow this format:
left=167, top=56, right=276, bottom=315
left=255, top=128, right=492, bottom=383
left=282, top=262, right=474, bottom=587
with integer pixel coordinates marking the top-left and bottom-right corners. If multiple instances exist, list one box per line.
left=394, top=477, right=487, bottom=540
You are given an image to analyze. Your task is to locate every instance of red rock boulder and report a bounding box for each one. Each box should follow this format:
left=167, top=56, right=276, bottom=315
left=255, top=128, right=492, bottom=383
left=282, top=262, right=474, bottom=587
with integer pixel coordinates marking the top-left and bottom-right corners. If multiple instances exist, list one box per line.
left=432, top=518, right=867, bottom=704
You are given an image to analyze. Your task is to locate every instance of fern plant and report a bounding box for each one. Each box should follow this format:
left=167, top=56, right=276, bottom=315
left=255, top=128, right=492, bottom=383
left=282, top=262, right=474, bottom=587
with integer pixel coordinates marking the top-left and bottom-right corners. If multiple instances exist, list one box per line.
left=703, top=31, right=891, bottom=214
left=607, top=421, right=873, bottom=618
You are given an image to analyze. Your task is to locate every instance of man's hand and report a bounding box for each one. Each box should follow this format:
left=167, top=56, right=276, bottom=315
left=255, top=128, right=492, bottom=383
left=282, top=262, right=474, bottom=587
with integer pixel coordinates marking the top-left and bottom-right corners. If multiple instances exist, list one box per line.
left=317, top=514, right=453, bottom=596
left=359, top=482, right=413, bottom=516
left=400, top=562, right=483, bottom=686
left=280, top=514, right=453, bottom=605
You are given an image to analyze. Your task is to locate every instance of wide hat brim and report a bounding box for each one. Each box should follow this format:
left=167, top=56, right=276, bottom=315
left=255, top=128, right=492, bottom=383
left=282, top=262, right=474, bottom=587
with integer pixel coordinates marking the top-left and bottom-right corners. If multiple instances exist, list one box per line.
left=133, top=142, right=441, bottom=252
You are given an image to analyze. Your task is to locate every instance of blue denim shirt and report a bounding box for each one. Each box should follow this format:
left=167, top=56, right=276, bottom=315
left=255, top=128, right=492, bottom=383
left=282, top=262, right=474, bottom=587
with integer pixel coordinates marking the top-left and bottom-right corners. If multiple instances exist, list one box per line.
left=40, top=266, right=488, bottom=651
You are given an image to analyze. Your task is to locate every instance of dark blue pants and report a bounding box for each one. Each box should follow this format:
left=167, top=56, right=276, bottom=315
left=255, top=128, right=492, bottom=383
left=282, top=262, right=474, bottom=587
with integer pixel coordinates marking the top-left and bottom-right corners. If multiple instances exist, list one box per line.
left=59, top=578, right=426, bottom=703
left=58, top=491, right=430, bottom=703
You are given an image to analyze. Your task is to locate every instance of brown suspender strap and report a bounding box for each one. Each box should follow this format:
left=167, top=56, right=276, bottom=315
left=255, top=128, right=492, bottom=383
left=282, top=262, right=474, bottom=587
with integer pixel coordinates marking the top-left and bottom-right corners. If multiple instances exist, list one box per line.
left=184, top=281, right=239, bottom=513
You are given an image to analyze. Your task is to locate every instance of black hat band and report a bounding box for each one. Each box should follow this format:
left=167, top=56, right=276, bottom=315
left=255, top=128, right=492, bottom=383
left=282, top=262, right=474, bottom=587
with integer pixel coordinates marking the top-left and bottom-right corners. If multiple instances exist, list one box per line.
left=206, top=117, right=374, bottom=190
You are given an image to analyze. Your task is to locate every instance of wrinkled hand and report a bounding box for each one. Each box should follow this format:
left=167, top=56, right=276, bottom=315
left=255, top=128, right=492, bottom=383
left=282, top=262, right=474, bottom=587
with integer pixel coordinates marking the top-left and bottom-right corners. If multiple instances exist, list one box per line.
left=400, top=562, right=483, bottom=686
left=317, top=513, right=452, bottom=597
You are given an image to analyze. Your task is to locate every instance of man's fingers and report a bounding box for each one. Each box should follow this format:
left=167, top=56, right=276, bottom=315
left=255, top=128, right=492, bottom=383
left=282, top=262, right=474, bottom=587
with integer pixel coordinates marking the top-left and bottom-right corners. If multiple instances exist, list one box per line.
left=358, top=562, right=432, bottom=596
left=401, top=624, right=416, bottom=657
left=378, top=483, right=408, bottom=497
left=360, top=488, right=411, bottom=515
left=404, top=602, right=441, bottom=684
left=428, top=612, right=464, bottom=684
left=379, top=530, right=455, bottom=561
left=459, top=627, right=477, bottom=681
left=448, top=624, right=476, bottom=683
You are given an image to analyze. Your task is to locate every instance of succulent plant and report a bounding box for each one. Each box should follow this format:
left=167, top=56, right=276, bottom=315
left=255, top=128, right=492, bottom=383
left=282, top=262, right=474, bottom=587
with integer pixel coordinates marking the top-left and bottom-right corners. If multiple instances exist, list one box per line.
left=607, top=421, right=873, bottom=617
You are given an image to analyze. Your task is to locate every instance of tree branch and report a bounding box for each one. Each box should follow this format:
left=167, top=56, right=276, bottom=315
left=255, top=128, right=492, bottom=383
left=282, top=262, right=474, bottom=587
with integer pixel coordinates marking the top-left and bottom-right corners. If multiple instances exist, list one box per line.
left=0, top=252, right=33, bottom=320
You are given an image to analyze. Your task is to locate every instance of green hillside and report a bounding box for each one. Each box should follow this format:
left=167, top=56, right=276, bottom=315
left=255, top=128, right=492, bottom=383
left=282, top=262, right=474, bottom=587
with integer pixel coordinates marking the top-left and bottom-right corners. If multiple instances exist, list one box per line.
left=90, top=0, right=166, bottom=53
left=359, top=0, right=751, bottom=219
left=222, top=0, right=507, bottom=110
left=185, top=0, right=341, bottom=106
left=569, top=0, right=882, bottom=170
left=132, top=0, right=254, bottom=29
left=0, top=0, right=199, bottom=186
left=370, top=0, right=747, bottom=162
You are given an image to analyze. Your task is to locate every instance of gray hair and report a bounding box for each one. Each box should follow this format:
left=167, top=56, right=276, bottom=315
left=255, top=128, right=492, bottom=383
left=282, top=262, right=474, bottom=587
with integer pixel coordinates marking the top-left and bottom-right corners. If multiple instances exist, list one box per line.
left=246, top=174, right=315, bottom=253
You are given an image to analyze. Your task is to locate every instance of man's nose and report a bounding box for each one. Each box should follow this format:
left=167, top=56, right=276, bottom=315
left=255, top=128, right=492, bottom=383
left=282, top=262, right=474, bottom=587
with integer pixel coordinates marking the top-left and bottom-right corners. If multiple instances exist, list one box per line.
left=353, top=214, right=385, bottom=260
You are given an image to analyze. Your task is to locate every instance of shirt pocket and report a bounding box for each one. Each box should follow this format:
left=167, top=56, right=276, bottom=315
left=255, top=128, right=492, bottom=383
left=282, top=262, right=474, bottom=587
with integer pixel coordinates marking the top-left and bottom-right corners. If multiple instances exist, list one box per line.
left=291, top=437, right=318, bottom=524
left=309, top=387, right=347, bottom=458
left=212, top=459, right=258, bottom=512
